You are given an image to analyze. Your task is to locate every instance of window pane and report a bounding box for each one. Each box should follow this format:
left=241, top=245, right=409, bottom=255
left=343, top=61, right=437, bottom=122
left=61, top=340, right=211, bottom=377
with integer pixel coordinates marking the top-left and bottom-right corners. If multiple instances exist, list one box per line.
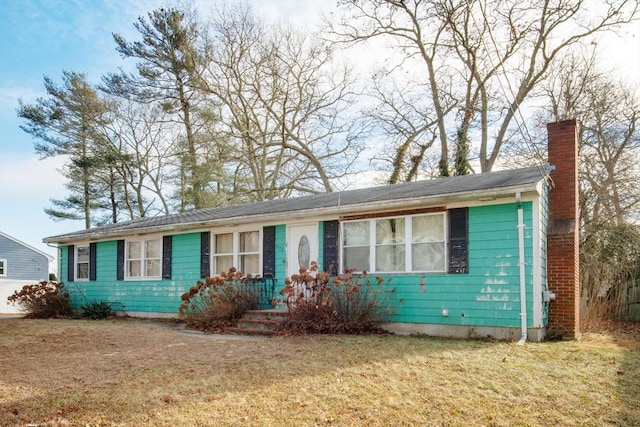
left=240, top=254, right=260, bottom=275
left=145, top=239, right=161, bottom=258
left=128, top=260, right=141, bottom=277
left=146, top=259, right=161, bottom=277
left=77, top=263, right=89, bottom=279
left=376, top=245, right=405, bottom=272
left=240, top=231, right=259, bottom=252
left=376, top=218, right=405, bottom=244
left=214, top=255, right=233, bottom=275
left=412, top=242, right=445, bottom=271
left=77, top=245, right=90, bottom=262
left=343, top=247, right=370, bottom=272
left=215, top=233, right=233, bottom=254
left=343, top=221, right=369, bottom=246
left=128, top=241, right=142, bottom=259
left=412, top=214, right=444, bottom=242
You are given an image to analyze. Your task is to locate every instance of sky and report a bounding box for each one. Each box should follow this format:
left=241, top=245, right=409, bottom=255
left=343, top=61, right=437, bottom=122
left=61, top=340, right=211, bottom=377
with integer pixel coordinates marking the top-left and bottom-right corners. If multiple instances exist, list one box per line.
left=0, top=0, right=333, bottom=271
left=0, top=0, right=638, bottom=272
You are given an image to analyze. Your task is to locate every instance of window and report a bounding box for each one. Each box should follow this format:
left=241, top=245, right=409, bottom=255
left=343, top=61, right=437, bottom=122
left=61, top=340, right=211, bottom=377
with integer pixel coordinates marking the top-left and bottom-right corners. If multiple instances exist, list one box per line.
left=126, top=238, right=161, bottom=279
left=212, top=230, right=260, bottom=275
left=76, top=245, right=90, bottom=280
left=0, top=259, right=6, bottom=276
left=342, top=212, right=446, bottom=273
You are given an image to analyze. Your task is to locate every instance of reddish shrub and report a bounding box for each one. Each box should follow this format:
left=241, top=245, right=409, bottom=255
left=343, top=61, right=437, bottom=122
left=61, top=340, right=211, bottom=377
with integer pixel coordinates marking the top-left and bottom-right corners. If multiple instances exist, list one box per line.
left=178, top=268, right=259, bottom=332
left=7, top=281, right=72, bottom=318
left=280, top=262, right=396, bottom=334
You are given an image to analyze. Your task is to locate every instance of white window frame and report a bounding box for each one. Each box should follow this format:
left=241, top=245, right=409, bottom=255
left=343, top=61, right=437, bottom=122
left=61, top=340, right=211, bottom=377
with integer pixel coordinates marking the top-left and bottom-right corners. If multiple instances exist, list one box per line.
left=211, top=229, right=262, bottom=276
left=0, top=258, right=6, bottom=277
left=124, top=236, right=162, bottom=280
left=342, top=212, right=447, bottom=274
left=75, top=244, right=90, bottom=281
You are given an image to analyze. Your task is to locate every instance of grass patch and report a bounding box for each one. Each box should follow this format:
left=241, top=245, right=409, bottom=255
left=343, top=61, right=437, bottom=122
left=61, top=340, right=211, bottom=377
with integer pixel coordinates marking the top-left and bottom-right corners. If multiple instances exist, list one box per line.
left=0, top=318, right=638, bottom=426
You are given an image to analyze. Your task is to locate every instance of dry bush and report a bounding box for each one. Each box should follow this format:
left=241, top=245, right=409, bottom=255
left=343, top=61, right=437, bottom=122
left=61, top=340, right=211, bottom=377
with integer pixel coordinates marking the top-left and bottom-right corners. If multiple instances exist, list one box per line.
left=178, top=268, right=259, bottom=331
left=6, top=280, right=72, bottom=318
left=280, top=263, right=397, bottom=334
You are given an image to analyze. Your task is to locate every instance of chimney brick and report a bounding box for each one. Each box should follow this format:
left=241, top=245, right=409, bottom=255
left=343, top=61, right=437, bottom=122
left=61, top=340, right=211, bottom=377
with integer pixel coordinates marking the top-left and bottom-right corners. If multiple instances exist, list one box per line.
left=547, top=119, right=580, bottom=338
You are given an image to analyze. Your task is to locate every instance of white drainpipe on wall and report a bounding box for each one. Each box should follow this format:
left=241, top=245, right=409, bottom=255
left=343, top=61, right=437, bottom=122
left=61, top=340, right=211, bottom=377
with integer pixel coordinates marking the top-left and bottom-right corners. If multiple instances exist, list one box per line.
left=516, top=192, right=528, bottom=345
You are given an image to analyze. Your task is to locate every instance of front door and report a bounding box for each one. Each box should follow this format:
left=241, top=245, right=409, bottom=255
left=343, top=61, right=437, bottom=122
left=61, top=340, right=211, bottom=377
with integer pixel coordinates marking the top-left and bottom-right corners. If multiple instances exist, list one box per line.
left=287, top=224, right=319, bottom=277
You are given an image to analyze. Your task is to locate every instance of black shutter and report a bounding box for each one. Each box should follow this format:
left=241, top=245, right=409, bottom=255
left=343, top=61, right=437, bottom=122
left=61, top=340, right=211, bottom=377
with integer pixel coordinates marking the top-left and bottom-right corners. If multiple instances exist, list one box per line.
left=116, top=240, right=125, bottom=281
left=323, top=220, right=339, bottom=274
left=262, top=226, right=276, bottom=278
left=200, top=232, right=210, bottom=278
left=89, top=243, right=97, bottom=281
left=448, top=208, right=469, bottom=274
left=67, top=245, right=75, bottom=282
left=162, top=236, right=172, bottom=279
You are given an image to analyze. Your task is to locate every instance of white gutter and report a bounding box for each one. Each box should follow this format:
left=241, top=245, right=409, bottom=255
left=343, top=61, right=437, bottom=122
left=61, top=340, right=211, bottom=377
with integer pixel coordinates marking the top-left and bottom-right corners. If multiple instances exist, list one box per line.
left=516, top=192, right=528, bottom=345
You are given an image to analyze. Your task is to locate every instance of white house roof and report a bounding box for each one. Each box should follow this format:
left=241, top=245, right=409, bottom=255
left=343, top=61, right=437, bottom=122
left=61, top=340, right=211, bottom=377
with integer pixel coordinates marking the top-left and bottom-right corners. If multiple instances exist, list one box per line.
left=43, top=166, right=548, bottom=244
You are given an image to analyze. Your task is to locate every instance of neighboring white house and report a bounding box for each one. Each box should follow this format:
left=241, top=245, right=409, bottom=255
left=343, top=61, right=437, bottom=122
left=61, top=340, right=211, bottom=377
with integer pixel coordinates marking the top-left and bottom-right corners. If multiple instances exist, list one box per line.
left=0, top=231, right=53, bottom=314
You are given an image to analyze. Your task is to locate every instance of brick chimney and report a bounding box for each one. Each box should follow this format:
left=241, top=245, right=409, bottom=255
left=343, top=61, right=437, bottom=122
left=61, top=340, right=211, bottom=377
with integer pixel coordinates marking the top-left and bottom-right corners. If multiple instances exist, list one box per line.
left=547, top=119, right=580, bottom=339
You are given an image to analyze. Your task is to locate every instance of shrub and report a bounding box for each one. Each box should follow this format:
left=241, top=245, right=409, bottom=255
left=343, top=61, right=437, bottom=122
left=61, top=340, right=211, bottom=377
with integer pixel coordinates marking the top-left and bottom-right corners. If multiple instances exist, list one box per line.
left=178, top=268, right=259, bottom=331
left=280, top=263, right=397, bottom=334
left=80, top=300, right=122, bottom=319
left=7, top=281, right=72, bottom=318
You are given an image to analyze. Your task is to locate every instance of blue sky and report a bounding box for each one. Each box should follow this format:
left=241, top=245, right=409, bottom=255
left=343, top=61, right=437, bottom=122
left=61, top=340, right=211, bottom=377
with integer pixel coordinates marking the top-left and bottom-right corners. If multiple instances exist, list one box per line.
left=0, top=0, right=330, bottom=271
left=0, top=0, right=638, bottom=272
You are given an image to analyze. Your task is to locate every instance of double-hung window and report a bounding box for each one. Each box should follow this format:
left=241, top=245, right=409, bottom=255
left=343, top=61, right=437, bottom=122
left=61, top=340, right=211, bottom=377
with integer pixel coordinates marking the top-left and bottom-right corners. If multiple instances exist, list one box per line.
left=343, top=212, right=446, bottom=273
left=76, top=245, right=90, bottom=280
left=126, top=238, right=161, bottom=279
left=0, top=259, right=6, bottom=277
left=212, top=230, right=260, bottom=275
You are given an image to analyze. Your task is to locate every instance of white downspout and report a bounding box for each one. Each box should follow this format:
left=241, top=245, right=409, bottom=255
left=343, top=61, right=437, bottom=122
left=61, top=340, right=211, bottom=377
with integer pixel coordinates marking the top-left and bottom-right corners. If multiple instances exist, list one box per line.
left=516, top=192, right=528, bottom=345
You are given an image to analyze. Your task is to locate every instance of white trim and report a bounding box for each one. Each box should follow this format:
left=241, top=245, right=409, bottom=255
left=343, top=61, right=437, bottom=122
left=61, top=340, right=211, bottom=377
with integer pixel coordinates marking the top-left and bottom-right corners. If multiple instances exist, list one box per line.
left=210, top=227, right=262, bottom=276
left=74, top=244, right=90, bottom=282
left=124, top=236, right=162, bottom=281
left=0, top=258, right=7, bottom=277
left=0, top=231, right=54, bottom=262
left=342, top=211, right=447, bottom=274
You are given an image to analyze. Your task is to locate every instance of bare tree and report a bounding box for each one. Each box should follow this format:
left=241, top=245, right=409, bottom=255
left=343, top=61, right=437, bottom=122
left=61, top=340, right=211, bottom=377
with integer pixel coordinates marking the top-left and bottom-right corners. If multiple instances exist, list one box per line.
left=198, top=5, right=366, bottom=201
left=511, top=51, right=640, bottom=322
left=327, top=0, right=639, bottom=178
left=102, top=99, right=178, bottom=218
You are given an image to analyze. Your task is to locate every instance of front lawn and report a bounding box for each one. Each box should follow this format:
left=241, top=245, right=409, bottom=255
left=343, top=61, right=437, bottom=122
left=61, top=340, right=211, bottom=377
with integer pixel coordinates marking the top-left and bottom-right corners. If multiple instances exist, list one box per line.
left=0, top=318, right=638, bottom=426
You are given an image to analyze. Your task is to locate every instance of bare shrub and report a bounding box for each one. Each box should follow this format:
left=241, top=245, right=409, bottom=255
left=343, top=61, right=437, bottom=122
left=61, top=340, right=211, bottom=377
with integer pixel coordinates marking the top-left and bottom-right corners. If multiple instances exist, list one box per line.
left=280, top=263, right=397, bottom=334
left=178, top=268, right=259, bottom=331
left=7, top=281, right=72, bottom=318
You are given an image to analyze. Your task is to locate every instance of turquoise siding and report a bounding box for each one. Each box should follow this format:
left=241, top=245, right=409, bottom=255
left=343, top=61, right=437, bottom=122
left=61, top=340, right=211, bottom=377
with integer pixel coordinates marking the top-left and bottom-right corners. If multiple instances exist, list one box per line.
left=62, top=233, right=202, bottom=313
left=59, top=202, right=541, bottom=327
left=385, top=202, right=535, bottom=328
left=274, top=225, right=287, bottom=285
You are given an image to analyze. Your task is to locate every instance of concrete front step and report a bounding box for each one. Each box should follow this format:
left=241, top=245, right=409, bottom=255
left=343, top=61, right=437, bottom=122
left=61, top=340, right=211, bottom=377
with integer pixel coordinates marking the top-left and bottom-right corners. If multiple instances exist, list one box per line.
left=226, top=309, right=289, bottom=336
left=242, top=308, right=289, bottom=321
left=224, top=326, right=285, bottom=336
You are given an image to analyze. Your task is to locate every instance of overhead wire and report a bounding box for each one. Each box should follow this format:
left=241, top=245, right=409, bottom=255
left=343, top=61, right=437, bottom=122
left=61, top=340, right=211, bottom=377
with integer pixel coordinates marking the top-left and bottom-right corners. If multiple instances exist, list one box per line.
left=471, top=0, right=551, bottom=181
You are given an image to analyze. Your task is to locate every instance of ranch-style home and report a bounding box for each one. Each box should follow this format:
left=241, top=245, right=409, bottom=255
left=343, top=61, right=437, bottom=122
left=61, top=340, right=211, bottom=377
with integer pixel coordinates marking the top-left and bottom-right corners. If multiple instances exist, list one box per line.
left=43, top=120, right=580, bottom=341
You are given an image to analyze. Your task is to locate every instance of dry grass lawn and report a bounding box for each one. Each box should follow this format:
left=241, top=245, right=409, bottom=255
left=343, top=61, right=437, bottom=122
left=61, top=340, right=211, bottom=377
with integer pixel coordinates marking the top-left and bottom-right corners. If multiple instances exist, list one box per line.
left=0, top=317, right=638, bottom=426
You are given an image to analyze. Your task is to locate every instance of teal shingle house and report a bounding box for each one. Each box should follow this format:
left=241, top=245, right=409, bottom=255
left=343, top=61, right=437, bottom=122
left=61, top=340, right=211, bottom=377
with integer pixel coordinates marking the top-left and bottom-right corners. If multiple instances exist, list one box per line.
left=43, top=121, right=580, bottom=341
